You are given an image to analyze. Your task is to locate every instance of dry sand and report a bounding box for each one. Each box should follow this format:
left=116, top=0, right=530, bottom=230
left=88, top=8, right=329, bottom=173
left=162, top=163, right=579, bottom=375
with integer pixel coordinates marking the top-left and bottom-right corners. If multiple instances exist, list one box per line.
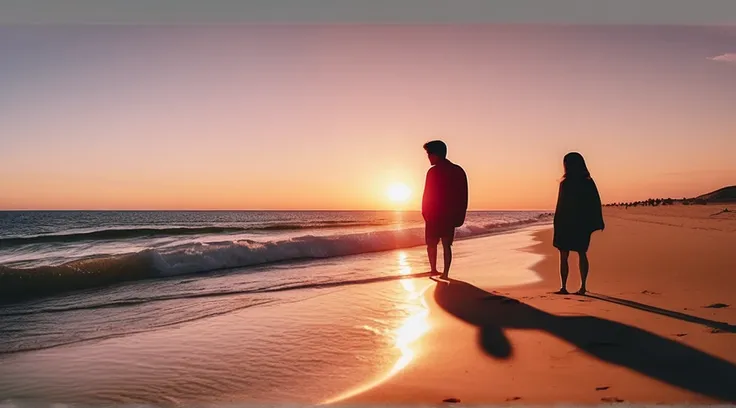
left=339, top=205, right=736, bottom=404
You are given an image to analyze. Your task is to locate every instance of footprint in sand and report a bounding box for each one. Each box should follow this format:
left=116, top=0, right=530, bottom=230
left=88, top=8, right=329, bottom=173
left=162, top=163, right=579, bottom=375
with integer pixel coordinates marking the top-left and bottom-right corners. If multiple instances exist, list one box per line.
left=601, top=397, right=625, bottom=403
left=641, top=290, right=660, bottom=295
left=596, top=386, right=610, bottom=391
left=506, top=397, right=522, bottom=401
left=442, top=398, right=461, bottom=403
left=704, top=303, right=729, bottom=309
left=675, top=333, right=688, bottom=337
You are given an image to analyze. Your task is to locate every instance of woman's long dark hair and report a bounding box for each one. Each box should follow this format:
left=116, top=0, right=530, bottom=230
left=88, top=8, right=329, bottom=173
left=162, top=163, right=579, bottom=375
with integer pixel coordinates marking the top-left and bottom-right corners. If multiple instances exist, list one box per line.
left=562, top=152, right=591, bottom=181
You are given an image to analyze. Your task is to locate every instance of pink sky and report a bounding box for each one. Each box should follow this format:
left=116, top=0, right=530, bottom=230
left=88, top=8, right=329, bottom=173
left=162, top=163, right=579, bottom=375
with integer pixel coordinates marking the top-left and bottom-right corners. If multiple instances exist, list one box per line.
left=1, top=25, right=734, bottom=210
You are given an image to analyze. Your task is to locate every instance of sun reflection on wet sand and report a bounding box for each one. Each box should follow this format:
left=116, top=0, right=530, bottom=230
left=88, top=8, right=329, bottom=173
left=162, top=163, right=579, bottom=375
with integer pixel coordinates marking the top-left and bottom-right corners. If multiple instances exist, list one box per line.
left=321, top=251, right=432, bottom=404
left=390, top=251, right=432, bottom=375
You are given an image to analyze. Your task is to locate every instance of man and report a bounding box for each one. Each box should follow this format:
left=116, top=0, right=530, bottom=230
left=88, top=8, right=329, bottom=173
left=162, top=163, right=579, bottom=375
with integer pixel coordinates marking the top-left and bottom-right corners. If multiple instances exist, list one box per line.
left=421, top=140, right=469, bottom=279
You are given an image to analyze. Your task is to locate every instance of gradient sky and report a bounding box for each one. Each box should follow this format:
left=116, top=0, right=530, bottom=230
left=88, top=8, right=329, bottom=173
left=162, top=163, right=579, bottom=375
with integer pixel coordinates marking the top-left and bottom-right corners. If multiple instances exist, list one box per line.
left=1, top=25, right=734, bottom=210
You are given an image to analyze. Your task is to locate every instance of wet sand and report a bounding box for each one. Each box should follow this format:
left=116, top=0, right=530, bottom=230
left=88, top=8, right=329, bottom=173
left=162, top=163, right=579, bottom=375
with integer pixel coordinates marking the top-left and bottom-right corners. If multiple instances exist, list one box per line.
left=339, top=205, right=736, bottom=404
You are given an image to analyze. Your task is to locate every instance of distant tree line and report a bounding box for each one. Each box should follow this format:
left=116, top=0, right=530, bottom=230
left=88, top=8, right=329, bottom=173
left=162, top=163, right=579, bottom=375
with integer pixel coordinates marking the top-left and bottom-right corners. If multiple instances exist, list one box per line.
left=604, top=197, right=710, bottom=208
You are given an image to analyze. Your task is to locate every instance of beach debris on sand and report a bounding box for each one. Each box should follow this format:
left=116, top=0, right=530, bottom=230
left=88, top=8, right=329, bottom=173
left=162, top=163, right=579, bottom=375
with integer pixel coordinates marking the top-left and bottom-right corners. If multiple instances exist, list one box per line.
left=704, top=303, right=729, bottom=309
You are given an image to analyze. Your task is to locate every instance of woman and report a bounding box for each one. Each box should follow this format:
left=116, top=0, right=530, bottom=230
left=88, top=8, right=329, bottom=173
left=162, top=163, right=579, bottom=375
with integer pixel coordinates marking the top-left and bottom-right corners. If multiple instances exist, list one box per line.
left=553, top=152, right=604, bottom=295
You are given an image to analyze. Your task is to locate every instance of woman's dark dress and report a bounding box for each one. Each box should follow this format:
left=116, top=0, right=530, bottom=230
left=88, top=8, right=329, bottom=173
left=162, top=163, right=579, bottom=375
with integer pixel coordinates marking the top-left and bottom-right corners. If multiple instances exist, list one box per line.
left=553, top=177, right=605, bottom=252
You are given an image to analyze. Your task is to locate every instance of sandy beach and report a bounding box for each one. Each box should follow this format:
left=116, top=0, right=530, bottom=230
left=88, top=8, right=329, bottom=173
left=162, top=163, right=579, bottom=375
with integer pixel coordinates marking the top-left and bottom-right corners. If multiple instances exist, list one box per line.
left=340, top=205, right=736, bottom=404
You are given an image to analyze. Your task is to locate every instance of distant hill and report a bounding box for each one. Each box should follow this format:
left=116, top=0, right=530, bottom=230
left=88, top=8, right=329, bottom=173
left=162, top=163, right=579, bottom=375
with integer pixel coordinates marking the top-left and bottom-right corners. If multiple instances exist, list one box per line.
left=694, top=185, right=736, bottom=203
left=604, top=185, right=736, bottom=207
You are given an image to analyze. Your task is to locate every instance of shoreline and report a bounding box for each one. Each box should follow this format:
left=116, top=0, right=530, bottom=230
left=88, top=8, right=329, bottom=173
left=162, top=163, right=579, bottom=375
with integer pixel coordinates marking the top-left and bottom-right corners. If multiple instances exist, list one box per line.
left=323, top=226, right=548, bottom=405
left=338, top=206, right=736, bottom=404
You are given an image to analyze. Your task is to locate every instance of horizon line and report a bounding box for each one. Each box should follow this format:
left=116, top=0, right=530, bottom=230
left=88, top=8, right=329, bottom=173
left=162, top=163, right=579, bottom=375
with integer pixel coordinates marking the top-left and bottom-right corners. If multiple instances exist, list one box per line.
left=0, top=208, right=554, bottom=212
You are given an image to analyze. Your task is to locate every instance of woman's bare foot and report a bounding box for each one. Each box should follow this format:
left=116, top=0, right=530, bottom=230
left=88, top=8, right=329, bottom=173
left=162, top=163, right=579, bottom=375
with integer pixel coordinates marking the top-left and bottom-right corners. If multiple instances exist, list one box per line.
left=575, top=288, right=587, bottom=295
left=554, top=288, right=569, bottom=295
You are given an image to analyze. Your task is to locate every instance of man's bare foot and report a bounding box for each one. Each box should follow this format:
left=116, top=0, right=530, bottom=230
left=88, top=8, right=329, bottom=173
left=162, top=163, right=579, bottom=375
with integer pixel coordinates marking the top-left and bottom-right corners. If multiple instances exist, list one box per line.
left=440, top=274, right=449, bottom=280
left=554, top=288, right=569, bottom=295
left=575, top=288, right=587, bottom=295
left=430, top=270, right=441, bottom=275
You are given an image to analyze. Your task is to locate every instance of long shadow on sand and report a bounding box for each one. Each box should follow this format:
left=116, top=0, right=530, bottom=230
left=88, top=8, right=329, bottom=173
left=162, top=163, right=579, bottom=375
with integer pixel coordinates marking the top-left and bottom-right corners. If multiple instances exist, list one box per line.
left=434, top=279, right=736, bottom=403
left=586, top=293, right=736, bottom=334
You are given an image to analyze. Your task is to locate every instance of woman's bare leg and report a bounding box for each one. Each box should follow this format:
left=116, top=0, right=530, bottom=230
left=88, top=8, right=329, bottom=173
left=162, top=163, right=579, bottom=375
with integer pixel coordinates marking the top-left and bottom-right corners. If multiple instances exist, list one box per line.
left=577, top=251, right=589, bottom=295
left=556, top=250, right=570, bottom=294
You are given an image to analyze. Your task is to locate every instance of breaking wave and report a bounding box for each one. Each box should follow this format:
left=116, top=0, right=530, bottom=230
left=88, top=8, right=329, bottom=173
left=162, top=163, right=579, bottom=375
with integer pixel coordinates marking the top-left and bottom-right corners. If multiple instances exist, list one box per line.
left=0, top=222, right=383, bottom=248
left=0, top=215, right=551, bottom=304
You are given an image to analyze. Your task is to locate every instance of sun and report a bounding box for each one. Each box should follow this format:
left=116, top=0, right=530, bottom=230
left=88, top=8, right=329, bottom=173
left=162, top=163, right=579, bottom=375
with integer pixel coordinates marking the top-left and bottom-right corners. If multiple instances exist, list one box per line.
left=387, top=183, right=412, bottom=203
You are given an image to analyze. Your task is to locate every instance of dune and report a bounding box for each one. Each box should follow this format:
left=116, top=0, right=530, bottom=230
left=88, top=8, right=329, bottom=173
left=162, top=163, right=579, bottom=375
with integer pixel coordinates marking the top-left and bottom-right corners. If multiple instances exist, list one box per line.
left=695, top=185, right=736, bottom=203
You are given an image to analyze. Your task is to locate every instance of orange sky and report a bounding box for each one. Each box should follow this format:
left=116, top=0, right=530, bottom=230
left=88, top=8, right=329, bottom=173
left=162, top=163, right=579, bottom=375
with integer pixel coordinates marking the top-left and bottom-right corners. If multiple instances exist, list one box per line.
left=1, top=25, right=734, bottom=210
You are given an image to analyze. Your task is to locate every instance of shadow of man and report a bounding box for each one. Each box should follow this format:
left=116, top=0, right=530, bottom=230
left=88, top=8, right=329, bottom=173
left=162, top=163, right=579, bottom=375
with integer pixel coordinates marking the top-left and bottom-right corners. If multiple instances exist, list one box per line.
left=434, top=279, right=736, bottom=403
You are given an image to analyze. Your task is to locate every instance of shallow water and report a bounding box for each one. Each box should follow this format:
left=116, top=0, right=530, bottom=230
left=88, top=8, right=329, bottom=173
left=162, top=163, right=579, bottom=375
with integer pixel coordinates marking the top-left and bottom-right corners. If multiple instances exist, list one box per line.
left=0, top=219, right=547, bottom=404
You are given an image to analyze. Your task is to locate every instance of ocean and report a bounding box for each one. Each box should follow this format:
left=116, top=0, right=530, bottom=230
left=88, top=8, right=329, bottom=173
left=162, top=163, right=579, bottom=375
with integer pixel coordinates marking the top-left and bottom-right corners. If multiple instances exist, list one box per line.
left=0, top=210, right=550, bottom=404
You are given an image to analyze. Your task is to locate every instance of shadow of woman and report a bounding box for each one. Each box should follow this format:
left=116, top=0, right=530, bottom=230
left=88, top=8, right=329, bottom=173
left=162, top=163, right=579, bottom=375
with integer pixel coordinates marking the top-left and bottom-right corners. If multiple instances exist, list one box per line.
left=434, top=279, right=736, bottom=403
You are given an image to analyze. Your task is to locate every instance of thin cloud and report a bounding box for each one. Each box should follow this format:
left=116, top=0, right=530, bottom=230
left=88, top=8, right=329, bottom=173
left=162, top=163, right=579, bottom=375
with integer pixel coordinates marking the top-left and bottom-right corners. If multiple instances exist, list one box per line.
left=709, top=53, right=736, bottom=64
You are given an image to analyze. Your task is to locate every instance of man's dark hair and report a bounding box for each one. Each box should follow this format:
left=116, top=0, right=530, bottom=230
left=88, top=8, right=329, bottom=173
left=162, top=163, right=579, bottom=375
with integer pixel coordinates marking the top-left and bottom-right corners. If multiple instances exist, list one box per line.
left=423, top=140, right=447, bottom=159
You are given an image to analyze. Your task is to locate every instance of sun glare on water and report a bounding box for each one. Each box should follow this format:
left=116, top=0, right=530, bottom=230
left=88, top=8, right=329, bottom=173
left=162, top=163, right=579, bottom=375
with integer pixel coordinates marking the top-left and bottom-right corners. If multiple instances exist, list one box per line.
left=387, top=183, right=411, bottom=203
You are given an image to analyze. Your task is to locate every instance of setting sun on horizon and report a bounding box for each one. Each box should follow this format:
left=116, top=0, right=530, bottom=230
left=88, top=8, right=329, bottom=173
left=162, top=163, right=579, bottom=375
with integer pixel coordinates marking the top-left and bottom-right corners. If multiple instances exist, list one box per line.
left=387, top=183, right=412, bottom=204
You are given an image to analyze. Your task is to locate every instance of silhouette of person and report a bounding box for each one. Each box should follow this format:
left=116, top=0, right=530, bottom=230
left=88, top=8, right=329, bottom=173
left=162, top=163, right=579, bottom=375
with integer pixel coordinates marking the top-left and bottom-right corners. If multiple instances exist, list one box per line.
left=422, top=140, right=468, bottom=279
left=553, top=152, right=604, bottom=295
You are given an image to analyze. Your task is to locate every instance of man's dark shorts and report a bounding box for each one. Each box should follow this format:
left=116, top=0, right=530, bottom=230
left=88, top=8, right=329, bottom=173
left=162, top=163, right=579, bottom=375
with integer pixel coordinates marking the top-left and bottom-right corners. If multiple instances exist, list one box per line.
left=425, top=221, right=456, bottom=246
